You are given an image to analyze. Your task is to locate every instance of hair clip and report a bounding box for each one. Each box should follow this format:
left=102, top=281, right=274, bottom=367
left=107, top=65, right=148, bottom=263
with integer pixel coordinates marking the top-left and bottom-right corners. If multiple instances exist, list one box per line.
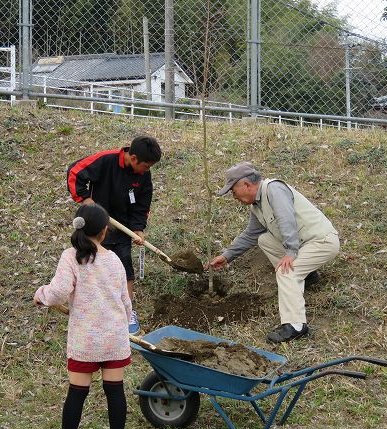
left=73, top=216, right=86, bottom=230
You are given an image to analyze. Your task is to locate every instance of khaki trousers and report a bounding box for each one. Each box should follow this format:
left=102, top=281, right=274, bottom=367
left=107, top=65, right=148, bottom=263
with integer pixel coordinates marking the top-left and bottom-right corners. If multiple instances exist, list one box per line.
left=258, top=232, right=340, bottom=324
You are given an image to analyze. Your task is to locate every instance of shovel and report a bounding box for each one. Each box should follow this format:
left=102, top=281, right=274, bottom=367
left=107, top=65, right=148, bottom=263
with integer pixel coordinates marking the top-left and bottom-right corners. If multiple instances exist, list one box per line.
left=109, top=217, right=203, bottom=274
left=128, top=333, right=193, bottom=361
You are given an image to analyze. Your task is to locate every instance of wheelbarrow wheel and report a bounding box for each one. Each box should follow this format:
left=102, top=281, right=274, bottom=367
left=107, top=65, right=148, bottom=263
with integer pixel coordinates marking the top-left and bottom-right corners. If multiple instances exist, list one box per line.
left=138, top=371, right=200, bottom=428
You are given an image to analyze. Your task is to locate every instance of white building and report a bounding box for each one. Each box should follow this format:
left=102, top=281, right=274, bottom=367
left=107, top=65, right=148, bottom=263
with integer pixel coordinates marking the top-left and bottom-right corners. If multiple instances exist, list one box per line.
left=31, top=53, right=193, bottom=106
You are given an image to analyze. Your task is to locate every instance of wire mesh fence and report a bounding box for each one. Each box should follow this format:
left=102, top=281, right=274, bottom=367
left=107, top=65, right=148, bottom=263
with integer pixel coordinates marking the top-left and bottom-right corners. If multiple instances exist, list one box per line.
left=1, top=0, right=387, bottom=122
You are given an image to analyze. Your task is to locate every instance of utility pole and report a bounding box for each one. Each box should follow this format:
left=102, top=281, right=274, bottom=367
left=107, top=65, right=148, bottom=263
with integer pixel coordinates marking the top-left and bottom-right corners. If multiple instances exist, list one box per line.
left=21, top=0, right=32, bottom=100
left=143, top=17, right=152, bottom=100
left=165, top=0, right=175, bottom=120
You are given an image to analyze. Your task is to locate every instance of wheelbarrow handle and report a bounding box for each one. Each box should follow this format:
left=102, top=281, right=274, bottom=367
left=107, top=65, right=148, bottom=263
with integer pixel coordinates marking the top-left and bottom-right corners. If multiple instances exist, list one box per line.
left=109, top=217, right=172, bottom=263
left=355, top=356, right=387, bottom=367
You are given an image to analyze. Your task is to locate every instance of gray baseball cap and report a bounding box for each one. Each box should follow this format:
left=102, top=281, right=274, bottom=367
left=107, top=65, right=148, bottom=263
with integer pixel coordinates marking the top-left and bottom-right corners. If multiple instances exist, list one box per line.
left=217, top=161, right=259, bottom=195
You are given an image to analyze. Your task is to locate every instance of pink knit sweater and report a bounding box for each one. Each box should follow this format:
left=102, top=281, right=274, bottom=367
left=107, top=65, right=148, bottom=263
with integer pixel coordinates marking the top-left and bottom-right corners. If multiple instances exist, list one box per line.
left=34, top=247, right=132, bottom=362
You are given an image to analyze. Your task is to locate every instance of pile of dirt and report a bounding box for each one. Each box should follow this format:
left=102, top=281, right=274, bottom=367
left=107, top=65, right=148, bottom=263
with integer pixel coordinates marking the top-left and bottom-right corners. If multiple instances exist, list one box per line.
left=151, top=291, right=265, bottom=331
left=158, top=338, right=280, bottom=377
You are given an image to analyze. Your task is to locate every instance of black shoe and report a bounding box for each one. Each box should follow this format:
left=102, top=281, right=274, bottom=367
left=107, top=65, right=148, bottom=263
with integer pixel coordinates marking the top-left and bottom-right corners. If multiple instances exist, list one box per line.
left=267, top=323, right=309, bottom=343
left=305, top=271, right=320, bottom=288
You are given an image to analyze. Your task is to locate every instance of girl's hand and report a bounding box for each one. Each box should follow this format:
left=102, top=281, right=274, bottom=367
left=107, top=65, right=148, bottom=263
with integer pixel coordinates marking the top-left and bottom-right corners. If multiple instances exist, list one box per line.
left=33, top=297, right=42, bottom=306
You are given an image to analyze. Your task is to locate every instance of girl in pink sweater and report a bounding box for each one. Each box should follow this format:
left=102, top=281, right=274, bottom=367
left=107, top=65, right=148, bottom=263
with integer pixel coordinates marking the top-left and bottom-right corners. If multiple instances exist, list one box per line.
left=34, top=204, right=132, bottom=429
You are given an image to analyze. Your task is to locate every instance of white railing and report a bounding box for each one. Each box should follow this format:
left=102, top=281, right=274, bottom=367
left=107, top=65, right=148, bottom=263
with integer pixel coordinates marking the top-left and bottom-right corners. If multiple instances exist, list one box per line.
left=0, top=45, right=16, bottom=105
left=0, top=70, right=383, bottom=130
left=34, top=75, right=245, bottom=122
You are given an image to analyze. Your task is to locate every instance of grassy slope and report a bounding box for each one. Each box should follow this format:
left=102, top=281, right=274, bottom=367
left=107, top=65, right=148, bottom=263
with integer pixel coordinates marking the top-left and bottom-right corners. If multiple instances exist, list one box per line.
left=0, top=105, right=386, bottom=429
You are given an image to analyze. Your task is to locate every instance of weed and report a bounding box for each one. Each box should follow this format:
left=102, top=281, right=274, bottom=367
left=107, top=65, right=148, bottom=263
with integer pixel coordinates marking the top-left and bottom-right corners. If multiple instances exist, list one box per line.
left=56, top=125, right=74, bottom=135
left=268, top=145, right=313, bottom=165
left=347, top=146, right=387, bottom=170
left=336, top=138, right=358, bottom=148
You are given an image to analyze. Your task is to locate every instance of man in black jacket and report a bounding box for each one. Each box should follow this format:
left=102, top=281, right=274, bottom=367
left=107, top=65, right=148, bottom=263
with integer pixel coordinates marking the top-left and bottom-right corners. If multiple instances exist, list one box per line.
left=67, top=136, right=162, bottom=334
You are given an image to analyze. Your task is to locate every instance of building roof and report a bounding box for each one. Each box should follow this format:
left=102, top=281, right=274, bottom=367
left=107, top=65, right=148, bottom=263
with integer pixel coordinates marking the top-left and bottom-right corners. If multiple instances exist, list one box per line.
left=31, top=53, right=191, bottom=88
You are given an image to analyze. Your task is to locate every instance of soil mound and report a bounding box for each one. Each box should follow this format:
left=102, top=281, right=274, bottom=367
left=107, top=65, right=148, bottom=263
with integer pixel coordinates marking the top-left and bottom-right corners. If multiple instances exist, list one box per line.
left=151, top=291, right=265, bottom=331
left=158, top=338, right=280, bottom=377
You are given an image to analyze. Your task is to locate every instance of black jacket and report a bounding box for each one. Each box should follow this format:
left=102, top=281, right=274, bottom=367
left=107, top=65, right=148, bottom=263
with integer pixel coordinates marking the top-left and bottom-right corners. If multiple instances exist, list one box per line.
left=67, top=148, right=153, bottom=243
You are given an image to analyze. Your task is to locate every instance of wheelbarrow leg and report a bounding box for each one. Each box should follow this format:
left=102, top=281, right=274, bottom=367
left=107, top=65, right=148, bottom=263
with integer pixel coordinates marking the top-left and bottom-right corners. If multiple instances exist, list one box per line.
left=278, top=381, right=308, bottom=425
left=246, top=393, right=266, bottom=423
left=209, top=396, right=236, bottom=429
left=263, top=389, right=289, bottom=429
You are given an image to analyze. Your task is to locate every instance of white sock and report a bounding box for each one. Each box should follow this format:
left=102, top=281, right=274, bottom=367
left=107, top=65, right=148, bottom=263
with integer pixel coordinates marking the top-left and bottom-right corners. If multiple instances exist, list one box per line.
left=291, top=323, right=303, bottom=331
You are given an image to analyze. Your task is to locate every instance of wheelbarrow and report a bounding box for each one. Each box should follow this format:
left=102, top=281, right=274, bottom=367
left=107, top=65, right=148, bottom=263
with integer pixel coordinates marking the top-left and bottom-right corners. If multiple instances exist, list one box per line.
left=132, top=325, right=387, bottom=429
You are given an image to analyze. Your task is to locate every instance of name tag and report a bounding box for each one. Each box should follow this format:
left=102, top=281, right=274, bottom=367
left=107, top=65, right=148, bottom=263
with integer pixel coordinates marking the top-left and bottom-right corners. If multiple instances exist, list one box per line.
left=129, top=189, right=136, bottom=204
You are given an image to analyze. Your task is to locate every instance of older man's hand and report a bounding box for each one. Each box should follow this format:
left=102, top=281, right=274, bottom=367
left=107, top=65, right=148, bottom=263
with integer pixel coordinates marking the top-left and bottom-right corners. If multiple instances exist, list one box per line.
left=207, top=255, right=228, bottom=271
left=275, top=255, right=295, bottom=274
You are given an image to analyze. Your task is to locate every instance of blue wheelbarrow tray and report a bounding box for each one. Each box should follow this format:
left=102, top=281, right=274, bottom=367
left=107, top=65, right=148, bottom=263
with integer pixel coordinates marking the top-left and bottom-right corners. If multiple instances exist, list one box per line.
left=132, top=325, right=387, bottom=429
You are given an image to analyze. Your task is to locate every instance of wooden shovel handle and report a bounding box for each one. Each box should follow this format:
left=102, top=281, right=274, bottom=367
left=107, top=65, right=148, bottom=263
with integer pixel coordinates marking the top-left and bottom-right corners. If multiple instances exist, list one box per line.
left=109, top=217, right=172, bottom=262
left=128, top=333, right=158, bottom=351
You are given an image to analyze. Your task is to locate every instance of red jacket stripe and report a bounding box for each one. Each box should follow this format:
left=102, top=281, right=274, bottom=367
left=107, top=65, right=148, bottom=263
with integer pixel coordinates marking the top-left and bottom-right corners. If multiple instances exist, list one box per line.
left=68, top=149, right=121, bottom=202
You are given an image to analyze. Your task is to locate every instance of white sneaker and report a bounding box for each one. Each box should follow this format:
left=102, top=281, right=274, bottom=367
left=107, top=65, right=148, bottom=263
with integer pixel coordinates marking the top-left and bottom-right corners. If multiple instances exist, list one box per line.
left=129, top=310, right=141, bottom=335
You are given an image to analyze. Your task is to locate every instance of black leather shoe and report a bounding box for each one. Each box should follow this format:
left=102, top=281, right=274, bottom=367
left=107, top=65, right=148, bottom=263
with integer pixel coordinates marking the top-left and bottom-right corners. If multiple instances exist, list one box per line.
left=305, top=271, right=320, bottom=288
left=267, top=323, right=309, bottom=343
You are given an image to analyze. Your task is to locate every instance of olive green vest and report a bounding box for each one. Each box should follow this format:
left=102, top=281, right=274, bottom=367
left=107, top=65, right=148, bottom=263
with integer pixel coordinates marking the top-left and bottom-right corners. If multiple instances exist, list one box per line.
left=251, top=179, right=337, bottom=244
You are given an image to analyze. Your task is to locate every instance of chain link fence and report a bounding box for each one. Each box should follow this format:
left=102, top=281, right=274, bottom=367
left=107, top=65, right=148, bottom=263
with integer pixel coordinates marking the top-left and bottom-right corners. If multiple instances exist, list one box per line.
left=1, top=0, right=387, bottom=121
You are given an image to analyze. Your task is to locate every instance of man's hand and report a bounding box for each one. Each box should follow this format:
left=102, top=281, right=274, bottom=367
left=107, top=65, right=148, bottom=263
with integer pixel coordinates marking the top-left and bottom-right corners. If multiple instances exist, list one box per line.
left=275, top=255, right=295, bottom=274
left=132, top=231, right=145, bottom=245
left=206, top=255, right=228, bottom=271
left=82, top=197, right=95, bottom=205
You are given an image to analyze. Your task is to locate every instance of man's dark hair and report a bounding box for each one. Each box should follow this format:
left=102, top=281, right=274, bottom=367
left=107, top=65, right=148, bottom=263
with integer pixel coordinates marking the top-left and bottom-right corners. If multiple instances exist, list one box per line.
left=129, top=136, right=162, bottom=163
left=244, top=172, right=262, bottom=184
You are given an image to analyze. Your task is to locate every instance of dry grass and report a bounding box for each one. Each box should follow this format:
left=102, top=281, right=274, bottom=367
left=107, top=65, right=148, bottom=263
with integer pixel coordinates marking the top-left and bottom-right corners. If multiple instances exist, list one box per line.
left=0, top=105, right=386, bottom=428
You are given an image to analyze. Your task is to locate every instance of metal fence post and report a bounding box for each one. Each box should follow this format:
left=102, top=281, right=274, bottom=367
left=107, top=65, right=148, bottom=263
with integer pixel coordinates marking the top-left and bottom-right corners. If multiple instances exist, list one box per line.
left=345, top=37, right=352, bottom=130
left=131, top=89, right=135, bottom=118
left=43, top=76, right=47, bottom=104
left=108, top=88, right=112, bottom=111
left=143, top=17, right=152, bottom=101
left=20, top=0, right=32, bottom=100
left=257, top=0, right=261, bottom=109
left=10, top=45, right=16, bottom=105
left=250, top=0, right=258, bottom=116
left=90, top=84, right=94, bottom=114
left=165, top=0, right=175, bottom=120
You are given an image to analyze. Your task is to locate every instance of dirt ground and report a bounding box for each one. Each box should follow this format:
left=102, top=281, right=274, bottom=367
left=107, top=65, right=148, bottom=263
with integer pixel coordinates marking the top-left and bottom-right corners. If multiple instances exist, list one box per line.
left=151, top=247, right=277, bottom=331
left=158, top=338, right=281, bottom=377
left=150, top=250, right=282, bottom=377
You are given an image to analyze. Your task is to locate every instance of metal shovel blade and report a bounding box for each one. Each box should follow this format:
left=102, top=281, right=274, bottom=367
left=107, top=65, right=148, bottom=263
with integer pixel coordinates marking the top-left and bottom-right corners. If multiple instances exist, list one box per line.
left=169, top=250, right=204, bottom=274
left=109, top=217, right=203, bottom=274
left=129, top=334, right=193, bottom=361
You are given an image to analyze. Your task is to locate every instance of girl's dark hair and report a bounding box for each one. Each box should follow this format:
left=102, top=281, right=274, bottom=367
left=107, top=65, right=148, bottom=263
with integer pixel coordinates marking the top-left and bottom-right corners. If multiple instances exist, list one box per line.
left=70, top=204, right=109, bottom=264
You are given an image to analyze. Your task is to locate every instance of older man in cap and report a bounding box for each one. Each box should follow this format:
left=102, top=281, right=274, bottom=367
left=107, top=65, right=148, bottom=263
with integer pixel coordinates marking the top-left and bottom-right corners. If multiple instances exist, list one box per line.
left=209, top=162, right=340, bottom=343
